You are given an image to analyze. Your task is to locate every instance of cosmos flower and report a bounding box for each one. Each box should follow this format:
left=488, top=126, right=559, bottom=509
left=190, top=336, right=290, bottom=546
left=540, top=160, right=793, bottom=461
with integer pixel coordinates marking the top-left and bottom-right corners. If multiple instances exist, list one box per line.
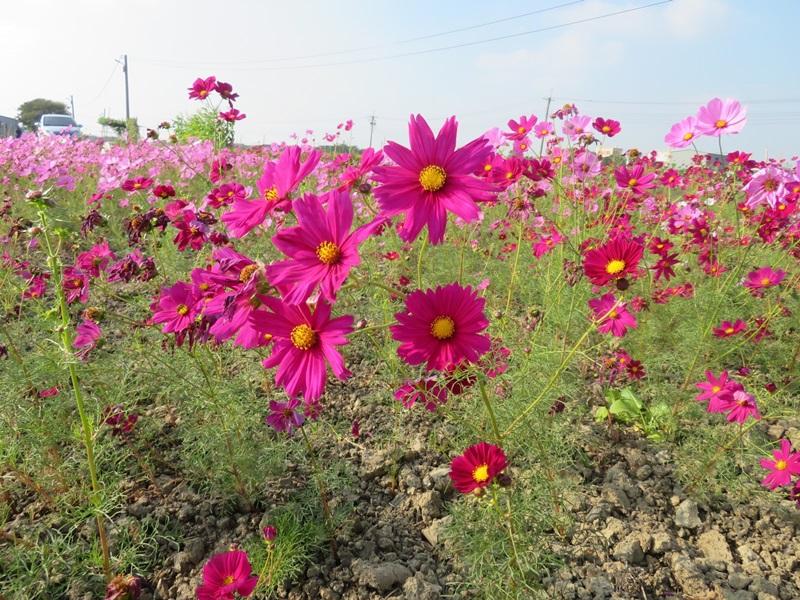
left=592, top=117, right=621, bottom=137
left=449, top=442, right=508, bottom=494
left=221, top=146, right=321, bottom=238
left=743, top=266, right=786, bottom=295
left=196, top=550, right=258, bottom=600
left=265, top=398, right=305, bottom=435
left=725, top=390, right=761, bottom=424
left=391, top=283, right=490, bottom=371
left=151, top=281, right=198, bottom=334
left=582, top=237, right=643, bottom=286
left=588, top=293, right=637, bottom=337
left=664, top=116, right=701, bottom=149
left=73, top=318, right=102, bottom=359
left=260, top=299, right=353, bottom=402
left=76, top=241, right=116, bottom=278
left=219, top=108, right=246, bottom=122
left=267, top=190, right=383, bottom=304
left=121, top=177, right=153, bottom=192
left=562, top=115, right=591, bottom=140
left=505, top=114, right=537, bottom=141
left=712, top=319, right=747, bottom=338
left=743, top=167, right=788, bottom=209
left=394, top=378, right=448, bottom=411
left=373, top=114, right=496, bottom=245
left=696, top=97, right=747, bottom=136
left=62, top=266, right=90, bottom=304
left=189, top=76, right=217, bottom=101
left=760, top=439, right=800, bottom=490
left=533, top=121, right=554, bottom=138
left=614, top=164, right=655, bottom=194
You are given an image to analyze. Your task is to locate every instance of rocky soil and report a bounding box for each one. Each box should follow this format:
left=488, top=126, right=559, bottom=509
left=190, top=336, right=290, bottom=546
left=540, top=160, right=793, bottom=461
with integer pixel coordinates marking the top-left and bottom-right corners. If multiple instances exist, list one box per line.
left=7, top=361, right=799, bottom=600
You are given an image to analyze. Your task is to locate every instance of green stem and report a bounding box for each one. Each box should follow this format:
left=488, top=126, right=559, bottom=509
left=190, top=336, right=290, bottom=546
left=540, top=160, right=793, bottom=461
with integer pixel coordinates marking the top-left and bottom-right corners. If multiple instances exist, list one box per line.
left=39, top=211, right=112, bottom=581
left=416, top=236, right=427, bottom=289
left=300, top=427, right=338, bottom=558
left=504, top=219, right=525, bottom=316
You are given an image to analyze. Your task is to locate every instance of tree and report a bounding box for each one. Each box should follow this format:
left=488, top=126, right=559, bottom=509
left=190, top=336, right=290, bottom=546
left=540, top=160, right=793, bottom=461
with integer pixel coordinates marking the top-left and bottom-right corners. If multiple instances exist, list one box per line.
left=17, top=98, right=69, bottom=131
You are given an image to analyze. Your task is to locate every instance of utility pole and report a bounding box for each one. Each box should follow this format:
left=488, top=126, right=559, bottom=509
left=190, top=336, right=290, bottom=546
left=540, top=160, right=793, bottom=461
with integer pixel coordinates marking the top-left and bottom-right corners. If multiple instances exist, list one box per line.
left=539, top=93, right=553, bottom=155
left=123, top=54, right=130, bottom=121
left=368, top=114, right=376, bottom=148
left=69, top=95, right=76, bottom=120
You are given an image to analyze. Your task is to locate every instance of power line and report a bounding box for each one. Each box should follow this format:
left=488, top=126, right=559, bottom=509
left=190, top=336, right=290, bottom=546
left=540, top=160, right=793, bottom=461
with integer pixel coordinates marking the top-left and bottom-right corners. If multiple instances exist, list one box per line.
left=136, top=0, right=583, bottom=67
left=137, top=1, right=671, bottom=72
left=87, top=62, right=119, bottom=105
left=552, top=96, right=800, bottom=106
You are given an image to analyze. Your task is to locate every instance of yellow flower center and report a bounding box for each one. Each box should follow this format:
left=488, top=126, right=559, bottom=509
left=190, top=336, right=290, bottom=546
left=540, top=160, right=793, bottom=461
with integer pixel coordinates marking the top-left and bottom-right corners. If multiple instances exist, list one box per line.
left=602, top=125, right=611, bottom=133
left=290, top=324, right=317, bottom=350
left=605, top=259, right=626, bottom=275
left=133, top=182, right=142, bottom=189
left=724, top=327, right=734, bottom=334
left=239, top=264, right=259, bottom=282
left=316, top=241, right=341, bottom=265
left=222, top=575, right=234, bottom=585
left=683, top=132, right=694, bottom=141
left=177, top=304, right=189, bottom=316
left=715, top=119, right=728, bottom=129
left=609, top=310, right=618, bottom=318
left=419, top=165, right=447, bottom=192
left=760, top=277, right=771, bottom=285
left=775, top=459, right=787, bottom=471
left=712, top=385, right=721, bottom=393
left=199, top=90, right=209, bottom=98
left=483, top=163, right=492, bottom=172
left=264, top=186, right=279, bottom=201
left=472, top=464, right=490, bottom=483
left=628, top=178, right=638, bottom=187
left=430, top=315, right=456, bottom=340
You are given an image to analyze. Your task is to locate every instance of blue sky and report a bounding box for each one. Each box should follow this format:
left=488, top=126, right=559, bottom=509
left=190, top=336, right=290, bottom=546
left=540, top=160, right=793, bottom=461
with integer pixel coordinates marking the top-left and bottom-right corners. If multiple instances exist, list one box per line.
left=2, top=0, right=798, bottom=157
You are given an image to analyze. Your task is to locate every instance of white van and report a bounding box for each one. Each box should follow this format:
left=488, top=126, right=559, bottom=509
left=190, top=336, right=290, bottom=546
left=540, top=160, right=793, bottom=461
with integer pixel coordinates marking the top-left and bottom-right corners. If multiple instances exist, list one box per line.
left=37, top=114, right=82, bottom=137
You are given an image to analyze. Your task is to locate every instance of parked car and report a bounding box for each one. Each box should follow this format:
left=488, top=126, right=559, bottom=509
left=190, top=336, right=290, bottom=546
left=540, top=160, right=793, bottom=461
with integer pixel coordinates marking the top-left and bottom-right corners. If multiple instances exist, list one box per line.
left=37, top=114, right=82, bottom=137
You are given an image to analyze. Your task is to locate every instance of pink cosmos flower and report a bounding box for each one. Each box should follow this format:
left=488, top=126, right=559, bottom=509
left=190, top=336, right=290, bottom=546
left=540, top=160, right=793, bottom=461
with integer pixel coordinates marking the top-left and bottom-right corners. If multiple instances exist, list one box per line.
left=592, top=117, right=621, bottom=137
left=449, top=442, right=508, bottom=494
left=664, top=116, right=701, bottom=149
left=62, top=266, right=89, bottom=304
left=265, top=398, right=305, bottom=435
left=614, top=164, right=655, bottom=194
left=760, top=439, right=800, bottom=490
left=394, top=378, right=448, bottom=411
left=373, top=114, right=496, bottom=245
left=391, top=283, right=490, bottom=371
left=260, top=299, right=353, bottom=402
left=725, top=390, right=761, bottom=424
left=505, top=114, right=537, bottom=141
left=712, top=319, right=747, bottom=338
left=582, top=237, right=644, bottom=286
left=743, top=266, right=786, bottom=296
left=151, top=282, right=198, bottom=334
left=562, top=115, right=591, bottom=140
left=533, top=121, right=554, bottom=138
left=588, top=293, right=637, bottom=337
left=76, top=240, right=116, bottom=278
left=153, top=184, right=176, bottom=199
left=196, top=550, right=258, bottom=600
left=188, top=76, right=217, bottom=101
left=221, top=146, right=321, bottom=238
left=73, top=318, right=101, bottom=359
left=696, top=98, right=747, bottom=136
left=743, top=167, right=788, bottom=209
left=695, top=370, right=734, bottom=412
left=267, top=190, right=383, bottom=304
left=121, top=177, right=153, bottom=192
left=214, top=81, right=238, bottom=101
left=219, top=108, right=246, bottom=122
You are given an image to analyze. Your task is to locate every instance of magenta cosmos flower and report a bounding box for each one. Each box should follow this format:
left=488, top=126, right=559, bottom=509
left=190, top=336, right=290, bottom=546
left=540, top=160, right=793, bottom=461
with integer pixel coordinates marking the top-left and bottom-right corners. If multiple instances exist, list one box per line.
left=221, top=146, right=321, bottom=238
left=505, top=114, right=537, bottom=141
left=373, top=115, right=495, bottom=245
left=743, top=166, right=788, bottom=209
left=260, top=299, right=353, bottom=401
left=151, top=281, right=198, bottom=334
left=760, top=439, right=800, bottom=490
left=588, top=293, right=637, bottom=337
left=189, top=76, right=217, bottom=101
left=614, top=164, right=655, bottom=194
left=712, top=319, right=747, bottom=338
left=449, top=442, right=508, bottom=494
left=664, top=116, right=701, bottom=149
left=391, top=283, right=491, bottom=371
left=743, top=266, right=786, bottom=295
left=696, top=98, right=747, bottom=136
left=592, top=117, right=621, bottom=137
left=725, top=390, right=761, bottom=424
left=695, top=370, right=736, bottom=413
left=583, top=237, right=644, bottom=286
left=196, top=550, right=258, bottom=600
left=265, top=397, right=305, bottom=435
left=267, top=190, right=383, bottom=304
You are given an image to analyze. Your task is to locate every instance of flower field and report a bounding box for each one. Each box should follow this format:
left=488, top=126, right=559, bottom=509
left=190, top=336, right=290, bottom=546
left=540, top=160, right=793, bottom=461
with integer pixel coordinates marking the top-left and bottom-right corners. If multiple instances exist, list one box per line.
left=1, top=81, right=799, bottom=600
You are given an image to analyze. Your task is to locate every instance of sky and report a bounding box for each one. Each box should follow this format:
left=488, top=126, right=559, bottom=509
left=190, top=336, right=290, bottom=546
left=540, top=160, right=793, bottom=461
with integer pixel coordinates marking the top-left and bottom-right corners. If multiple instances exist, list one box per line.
left=2, top=0, right=799, bottom=158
